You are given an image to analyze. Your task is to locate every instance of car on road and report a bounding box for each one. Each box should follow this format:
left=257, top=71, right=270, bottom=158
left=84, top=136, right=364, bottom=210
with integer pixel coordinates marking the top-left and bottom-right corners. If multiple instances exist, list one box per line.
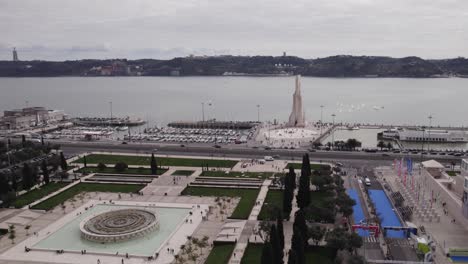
left=273, top=155, right=280, bottom=159
left=364, top=177, right=371, bottom=186
left=308, top=149, right=316, bottom=152
left=382, top=153, right=390, bottom=157
left=152, top=148, right=158, bottom=152
left=213, top=145, right=221, bottom=149
left=264, top=146, right=272, bottom=150
left=122, top=141, right=128, bottom=144
left=264, top=156, right=274, bottom=161
left=180, top=144, right=185, bottom=147
left=335, top=162, right=344, bottom=167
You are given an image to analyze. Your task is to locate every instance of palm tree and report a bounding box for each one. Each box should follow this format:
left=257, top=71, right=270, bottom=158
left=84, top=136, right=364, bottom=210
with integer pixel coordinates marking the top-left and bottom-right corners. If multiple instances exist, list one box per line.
left=377, top=141, right=386, bottom=150
left=24, top=225, right=31, bottom=236
left=199, top=236, right=209, bottom=254
left=8, top=225, right=15, bottom=244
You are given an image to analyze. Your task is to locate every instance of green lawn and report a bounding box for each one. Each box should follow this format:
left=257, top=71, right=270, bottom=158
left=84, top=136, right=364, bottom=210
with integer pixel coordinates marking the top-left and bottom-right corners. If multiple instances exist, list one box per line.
left=305, top=246, right=336, bottom=264
left=258, top=189, right=335, bottom=221
left=13, top=182, right=69, bottom=208
left=181, top=187, right=259, bottom=219
left=78, top=166, right=167, bottom=175
left=205, top=244, right=235, bottom=264
left=32, top=183, right=144, bottom=211
left=286, top=163, right=331, bottom=171
left=200, top=170, right=274, bottom=179
left=241, top=243, right=263, bottom=264
left=172, top=170, right=195, bottom=176
left=446, top=171, right=460, bottom=177
left=75, top=154, right=238, bottom=168
left=240, top=244, right=335, bottom=264
left=258, top=189, right=283, bottom=220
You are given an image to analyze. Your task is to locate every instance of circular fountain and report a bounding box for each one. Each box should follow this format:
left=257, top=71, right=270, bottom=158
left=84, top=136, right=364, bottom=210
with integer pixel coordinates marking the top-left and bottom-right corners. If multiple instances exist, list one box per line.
left=80, top=209, right=159, bottom=243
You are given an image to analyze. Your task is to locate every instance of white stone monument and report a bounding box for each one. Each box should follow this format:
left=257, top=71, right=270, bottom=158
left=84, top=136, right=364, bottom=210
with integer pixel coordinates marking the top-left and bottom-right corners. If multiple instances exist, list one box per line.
left=288, top=75, right=305, bottom=127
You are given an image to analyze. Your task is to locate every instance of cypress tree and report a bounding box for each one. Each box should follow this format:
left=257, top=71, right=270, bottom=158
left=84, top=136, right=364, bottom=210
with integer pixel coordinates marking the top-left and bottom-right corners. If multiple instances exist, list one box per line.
left=41, top=160, right=50, bottom=185
left=21, top=135, right=26, bottom=147
left=277, top=211, right=285, bottom=251
left=283, top=173, right=293, bottom=217
left=270, top=224, right=283, bottom=264
left=60, top=152, right=68, bottom=171
left=150, top=153, right=157, bottom=175
left=22, top=163, right=33, bottom=190
left=83, top=155, right=87, bottom=168
left=291, top=227, right=306, bottom=264
left=297, top=154, right=311, bottom=209
left=289, top=166, right=296, bottom=190
left=293, top=209, right=308, bottom=243
left=287, top=249, right=298, bottom=264
left=261, top=242, right=274, bottom=264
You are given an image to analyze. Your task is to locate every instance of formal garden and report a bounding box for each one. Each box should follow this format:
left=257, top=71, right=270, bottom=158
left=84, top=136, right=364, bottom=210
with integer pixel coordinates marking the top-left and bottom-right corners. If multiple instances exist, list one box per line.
left=31, top=183, right=144, bottom=210
left=181, top=187, right=259, bottom=219
left=12, top=182, right=69, bottom=208
left=75, top=154, right=238, bottom=168
left=200, top=170, right=275, bottom=179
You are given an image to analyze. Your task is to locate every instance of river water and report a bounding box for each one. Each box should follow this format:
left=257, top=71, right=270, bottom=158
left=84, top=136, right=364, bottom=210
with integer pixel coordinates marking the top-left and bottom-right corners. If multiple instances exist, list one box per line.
left=1, top=76, right=468, bottom=149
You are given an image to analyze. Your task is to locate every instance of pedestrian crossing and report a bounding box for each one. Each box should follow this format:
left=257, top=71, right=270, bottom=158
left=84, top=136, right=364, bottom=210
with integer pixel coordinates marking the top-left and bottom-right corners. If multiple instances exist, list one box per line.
left=364, top=236, right=378, bottom=243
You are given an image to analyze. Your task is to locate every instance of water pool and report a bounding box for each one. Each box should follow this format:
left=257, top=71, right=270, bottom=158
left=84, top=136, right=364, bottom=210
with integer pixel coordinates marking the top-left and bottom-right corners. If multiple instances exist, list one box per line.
left=32, top=204, right=190, bottom=257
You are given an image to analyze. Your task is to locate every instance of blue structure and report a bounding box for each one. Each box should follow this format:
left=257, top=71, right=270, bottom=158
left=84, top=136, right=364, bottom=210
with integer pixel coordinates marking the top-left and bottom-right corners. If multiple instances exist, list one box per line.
left=347, top=189, right=370, bottom=236
left=368, top=190, right=406, bottom=238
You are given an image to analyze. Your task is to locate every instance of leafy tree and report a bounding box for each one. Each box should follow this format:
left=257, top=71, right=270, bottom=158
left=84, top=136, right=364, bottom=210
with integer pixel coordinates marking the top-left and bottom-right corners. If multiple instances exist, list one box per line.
left=0, top=172, right=11, bottom=196
left=22, top=163, right=33, bottom=190
left=347, top=255, right=367, bottom=264
left=114, top=162, right=128, bottom=172
left=150, top=153, right=158, bottom=175
left=309, top=226, right=325, bottom=245
left=346, top=138, right=361, bottom=151
left=386, top=142, right=393, bottom=150
left=261, top=242, right=274, bottom=264
left=347, top=232, right=363, bottom=254
left=287, top=249, right=298, bottom=264
left=377, top=141, right=386, bottom=150
left=41, top=160, right=49, bottom=184
left=97, top=162, right=107, bottom=170
left=325, top=228, right=347, bottom=251
left=59, top=152, right=68, bottom=171
left=297, top=154, right=311, bottom=209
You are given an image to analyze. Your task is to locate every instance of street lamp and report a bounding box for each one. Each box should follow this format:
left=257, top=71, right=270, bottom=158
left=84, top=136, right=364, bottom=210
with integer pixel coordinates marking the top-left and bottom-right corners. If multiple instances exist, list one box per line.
left=109, top=101, right=113, bottom=122
left=256, top=104, right=260, bottom=123
left=201, top=102, right=205, bottom=122
left=320, top=105, right=324, bottom=135
left=428, top=115, right=433, bottom=152
left=331, top=113, right=336, bottom=150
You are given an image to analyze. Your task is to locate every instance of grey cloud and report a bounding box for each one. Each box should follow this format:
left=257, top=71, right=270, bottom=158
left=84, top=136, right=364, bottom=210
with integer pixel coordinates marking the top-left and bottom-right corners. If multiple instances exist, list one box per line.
left=0, top=0, right=467, bottom=60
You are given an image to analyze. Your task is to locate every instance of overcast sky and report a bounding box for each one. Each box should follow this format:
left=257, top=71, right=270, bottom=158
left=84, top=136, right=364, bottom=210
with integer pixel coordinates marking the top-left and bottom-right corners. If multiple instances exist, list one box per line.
left=1, top=0, right=467, bottom=60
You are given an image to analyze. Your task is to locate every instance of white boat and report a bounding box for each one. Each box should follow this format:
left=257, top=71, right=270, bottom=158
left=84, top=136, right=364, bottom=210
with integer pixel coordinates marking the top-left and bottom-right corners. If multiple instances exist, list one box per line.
left=385, top=128, right=468, bottom=142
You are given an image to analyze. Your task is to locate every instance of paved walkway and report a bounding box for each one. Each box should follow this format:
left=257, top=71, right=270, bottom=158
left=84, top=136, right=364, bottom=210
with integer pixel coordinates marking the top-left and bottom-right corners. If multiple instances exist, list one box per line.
left=228, top=179, right=271, bottom=263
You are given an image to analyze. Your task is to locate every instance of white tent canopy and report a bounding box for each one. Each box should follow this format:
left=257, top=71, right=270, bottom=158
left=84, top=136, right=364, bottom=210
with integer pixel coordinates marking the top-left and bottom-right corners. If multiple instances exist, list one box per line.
left=421, top=159, right=444, bottom=169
